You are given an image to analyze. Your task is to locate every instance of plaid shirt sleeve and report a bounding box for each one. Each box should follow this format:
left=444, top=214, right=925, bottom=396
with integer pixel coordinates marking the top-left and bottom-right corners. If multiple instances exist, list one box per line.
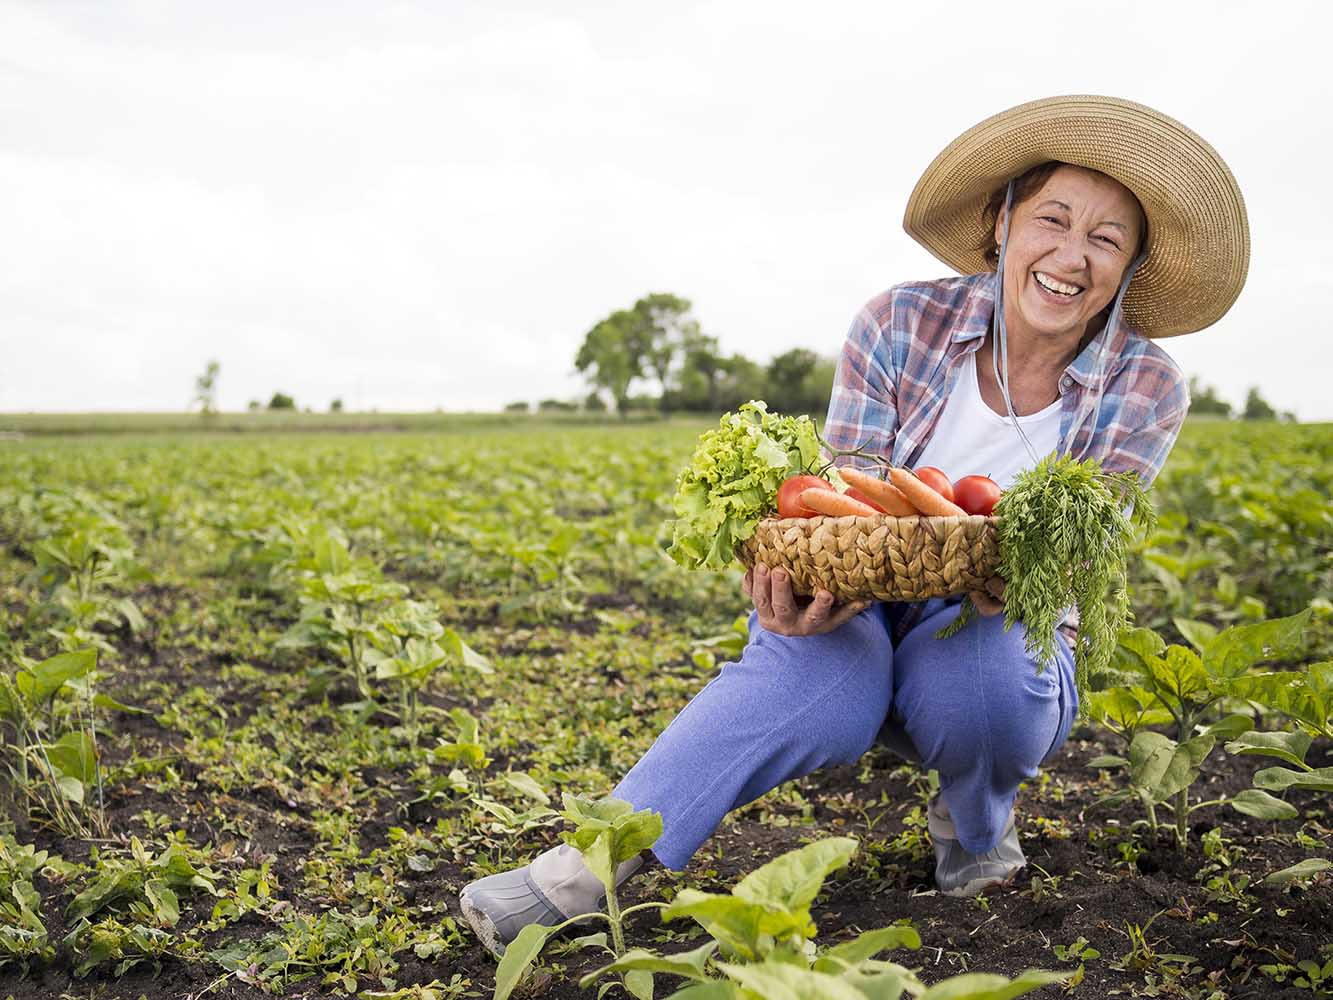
left=823, top=306, right=900, bottom=463
left=1081, top=345, right=1191, bottom=486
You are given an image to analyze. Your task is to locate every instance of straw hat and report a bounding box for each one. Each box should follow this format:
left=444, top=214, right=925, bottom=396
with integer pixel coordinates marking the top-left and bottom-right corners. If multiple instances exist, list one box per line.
left=903, top=95, right=1249, bottom=338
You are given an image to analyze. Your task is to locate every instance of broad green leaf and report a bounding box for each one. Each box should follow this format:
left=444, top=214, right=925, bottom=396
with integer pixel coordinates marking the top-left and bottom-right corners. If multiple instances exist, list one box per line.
left=1261, top=858, right=1332, bottom=886
left=1127, top=732, right=1215, bottom=803
left=1145, top=646, right=1208, bottom=706
left=663, top=891, right=805, bottom=960
left=443, top=628, right=493, bottom=674
left=93, top=692, right=146, bottom=714
left=144, top=878, right=181, bottom=926
left=1228, top=663, right=1333, bottom=737
left=581, top=942, right=718, bottom=987
left=1115, top=627, right=1166, bottom=673
left=1203, top=609, right=1312, bottom=679
left=1225, top=730, right=1313, bottom=769
left=813, top=925, right=921, bottom=972
left=917, top=969, right=1070, bottom=1000
left=733, top=837, right=858, bottom=912
left=44, top=730, right=99, bottom=785
left=578, top=938, right=714, bottom=986
left=57, top=775, right=85, bottom=803
left=1173, top=618, right=1218, bottom=654
left=580, top=829, right=616, bottom=891
left=500, top=771, right=551, bottom=806
left=1201, top=714, right=1254, bottom=740
left=716, top=959, right=867, bottom=1000
left=1254, top=766, right=1333, bottom=793
left=18, top=649, right=96, bottom=704
left=666, top=983, right=738, bottom=1000
left=1229, top=789, right=1299, bottom=820
left=493, top=922, right=553, bottom=1000
left=624, top=970, right=654, bottom=1000
left=840, top=964, right=920, bottom=1000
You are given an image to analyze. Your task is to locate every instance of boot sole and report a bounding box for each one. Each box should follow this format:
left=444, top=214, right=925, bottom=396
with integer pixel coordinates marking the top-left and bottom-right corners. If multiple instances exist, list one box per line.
left=459, top=892, right=505, bottom=957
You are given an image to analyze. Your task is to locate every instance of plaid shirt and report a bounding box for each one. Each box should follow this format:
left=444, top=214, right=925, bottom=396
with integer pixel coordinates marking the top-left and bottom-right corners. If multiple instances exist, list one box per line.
left=824, top=272, right=1190, bottom=485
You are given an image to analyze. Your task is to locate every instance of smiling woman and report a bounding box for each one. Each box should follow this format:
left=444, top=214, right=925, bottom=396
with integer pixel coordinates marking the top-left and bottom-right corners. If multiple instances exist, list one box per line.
left=460, top=94, right=1253, bottom=953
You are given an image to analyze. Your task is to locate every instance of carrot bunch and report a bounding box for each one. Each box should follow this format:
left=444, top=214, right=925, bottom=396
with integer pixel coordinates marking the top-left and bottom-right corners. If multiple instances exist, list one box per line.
left=779, top=466, right=992, bottom=519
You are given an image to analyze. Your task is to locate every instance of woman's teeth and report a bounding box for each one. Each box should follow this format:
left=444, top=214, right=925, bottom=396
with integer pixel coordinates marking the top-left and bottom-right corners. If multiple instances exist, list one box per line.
left=1034, top=272, right=1083, bottom=296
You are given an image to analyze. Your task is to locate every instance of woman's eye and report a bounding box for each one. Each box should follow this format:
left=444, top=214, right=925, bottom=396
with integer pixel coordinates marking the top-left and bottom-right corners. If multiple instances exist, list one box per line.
left=1095, top=234, right=1121, bottom=248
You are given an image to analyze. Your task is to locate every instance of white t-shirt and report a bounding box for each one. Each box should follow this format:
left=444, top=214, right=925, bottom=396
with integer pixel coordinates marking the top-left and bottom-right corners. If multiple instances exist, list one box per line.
left=912, top=352, right=1061, bottom=489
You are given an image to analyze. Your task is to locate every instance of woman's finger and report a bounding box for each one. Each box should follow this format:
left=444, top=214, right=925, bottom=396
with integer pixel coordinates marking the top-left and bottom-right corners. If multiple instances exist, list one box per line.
left=800, top=590, right=836, bottom=630
left=751, top=564, right=772, bottom=616
left=970, top=590, right=1003, bottom=617
left=822, top=599, right=871, bottom=632
left=741, top=568, right=753, bottom=600
left=768, top=569, right=798, bottom=626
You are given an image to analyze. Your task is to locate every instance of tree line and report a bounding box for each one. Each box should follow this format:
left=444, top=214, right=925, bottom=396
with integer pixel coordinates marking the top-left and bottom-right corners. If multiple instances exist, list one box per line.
left=508, top=293, right=837, bottom=418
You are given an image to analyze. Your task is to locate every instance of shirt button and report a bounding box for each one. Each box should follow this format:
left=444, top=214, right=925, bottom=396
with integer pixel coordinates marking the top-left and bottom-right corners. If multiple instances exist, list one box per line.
left=1060, top=376, right=1074, bottom=390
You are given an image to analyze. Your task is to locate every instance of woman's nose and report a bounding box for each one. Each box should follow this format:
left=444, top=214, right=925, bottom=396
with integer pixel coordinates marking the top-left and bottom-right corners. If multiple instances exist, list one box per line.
left=1050, top=232, right=1087, bottom=271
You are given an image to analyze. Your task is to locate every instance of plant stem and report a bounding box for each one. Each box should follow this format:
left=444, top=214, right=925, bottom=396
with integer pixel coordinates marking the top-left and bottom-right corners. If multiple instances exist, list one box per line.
left=1174, top=788, right=1189, bottom=851
left=605, top=880, right=625, bottom=958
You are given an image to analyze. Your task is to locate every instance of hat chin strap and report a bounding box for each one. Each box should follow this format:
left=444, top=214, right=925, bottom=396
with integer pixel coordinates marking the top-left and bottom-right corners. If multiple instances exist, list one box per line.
left=992, top=181, right=1147, bottom=464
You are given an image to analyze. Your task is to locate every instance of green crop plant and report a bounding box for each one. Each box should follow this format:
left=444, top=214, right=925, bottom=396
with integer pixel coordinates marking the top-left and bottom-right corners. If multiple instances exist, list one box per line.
left=27, top=494, right=145, bottom=655
left=0, top=649, right=107, bottom=837
left=1087, top=609, right=1313, bottom=848
left=0, top=836, right=78, bottom=973
left=367, top=599, right=491, bottom=747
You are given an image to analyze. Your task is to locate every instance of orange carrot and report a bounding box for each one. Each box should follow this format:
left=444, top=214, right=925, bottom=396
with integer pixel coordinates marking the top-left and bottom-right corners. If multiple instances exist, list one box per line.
left=838, top=467, right=920, bottom=516
left=887, top=467, right=968, bottom=516
left=800, top=487, right=879, bottom=517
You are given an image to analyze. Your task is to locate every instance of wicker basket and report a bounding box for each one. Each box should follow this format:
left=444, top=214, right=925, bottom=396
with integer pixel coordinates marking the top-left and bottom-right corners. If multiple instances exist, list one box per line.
left=737, top=514, right=1000, bottom=602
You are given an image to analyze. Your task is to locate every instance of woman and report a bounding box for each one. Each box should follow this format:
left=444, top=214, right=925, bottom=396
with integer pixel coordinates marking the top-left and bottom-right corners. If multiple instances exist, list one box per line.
left=460, top=95, right=1249, bottom=952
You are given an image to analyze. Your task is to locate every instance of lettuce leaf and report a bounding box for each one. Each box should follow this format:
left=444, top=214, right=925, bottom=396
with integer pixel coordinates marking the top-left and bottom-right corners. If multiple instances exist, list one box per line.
left=666, top=401, right=822, bottom=570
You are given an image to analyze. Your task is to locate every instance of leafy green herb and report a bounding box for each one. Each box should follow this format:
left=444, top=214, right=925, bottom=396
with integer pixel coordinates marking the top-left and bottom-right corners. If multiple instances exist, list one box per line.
left=667, top=401, right=821, bottom=570
left=985, top=454, right=1154, bottom=707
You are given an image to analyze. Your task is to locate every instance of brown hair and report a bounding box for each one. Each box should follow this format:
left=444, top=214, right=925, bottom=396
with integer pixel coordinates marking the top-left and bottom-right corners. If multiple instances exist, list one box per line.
left=978, top=161, right=1147, bottom=268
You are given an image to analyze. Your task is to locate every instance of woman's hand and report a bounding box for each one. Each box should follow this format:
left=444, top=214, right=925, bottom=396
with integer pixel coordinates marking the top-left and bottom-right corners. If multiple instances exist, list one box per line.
left=970, top=577, right=1006, bottom=617
left=743, top=564, right=870, bottom=636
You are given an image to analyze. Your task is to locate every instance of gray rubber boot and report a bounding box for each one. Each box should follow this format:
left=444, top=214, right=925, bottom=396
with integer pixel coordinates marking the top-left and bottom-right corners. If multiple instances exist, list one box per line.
left=927, top=795, right=1025, bottom=897
left=459, top=844, right=645, bottom=956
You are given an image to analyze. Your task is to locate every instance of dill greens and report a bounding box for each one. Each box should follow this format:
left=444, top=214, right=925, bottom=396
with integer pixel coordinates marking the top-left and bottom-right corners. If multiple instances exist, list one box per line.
left=947, top=455, right=1155, bottom=714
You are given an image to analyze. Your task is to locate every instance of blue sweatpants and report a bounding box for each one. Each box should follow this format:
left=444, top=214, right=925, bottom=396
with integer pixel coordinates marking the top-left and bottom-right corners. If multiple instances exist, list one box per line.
left=613, top=599, right=1077, bottom=868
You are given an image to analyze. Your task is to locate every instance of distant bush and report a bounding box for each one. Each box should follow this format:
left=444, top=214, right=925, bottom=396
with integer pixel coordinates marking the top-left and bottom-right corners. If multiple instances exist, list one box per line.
left=504, top=401, right=530, bottom=413
left=268, top=393, right=296, bottom=411
left=330, top=398, right=344, bottom=413
left=583, top=392, right=607, bottom=413
left=1242, top=386, right=1277, bottom=421
left=1188, top=377, right=1232, bottom=418
left=538, top=398, right=577, bottom=413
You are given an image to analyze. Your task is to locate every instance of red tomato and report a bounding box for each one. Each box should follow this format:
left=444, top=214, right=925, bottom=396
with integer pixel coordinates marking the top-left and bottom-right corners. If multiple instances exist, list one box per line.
left=776, top=475, right=834, bottom=518
left=915, top=466, right=955, bottom=503
left=953, top=475, right=1002, bottom=516
left=845, top=487, right=887, bottom=514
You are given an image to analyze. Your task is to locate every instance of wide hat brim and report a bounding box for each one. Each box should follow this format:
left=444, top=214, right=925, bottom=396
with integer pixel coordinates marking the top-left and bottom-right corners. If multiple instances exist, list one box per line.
left=902, top=95, right=1250, bottom=338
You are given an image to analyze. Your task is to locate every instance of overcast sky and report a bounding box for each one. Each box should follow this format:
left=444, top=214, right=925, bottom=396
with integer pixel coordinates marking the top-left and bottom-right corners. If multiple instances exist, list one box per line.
left=3, top=1, right=1330, bottom=419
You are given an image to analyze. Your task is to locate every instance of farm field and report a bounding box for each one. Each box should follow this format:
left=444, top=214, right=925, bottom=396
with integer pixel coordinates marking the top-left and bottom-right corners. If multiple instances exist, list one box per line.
left=1, top=417, right=1330, bottom=1000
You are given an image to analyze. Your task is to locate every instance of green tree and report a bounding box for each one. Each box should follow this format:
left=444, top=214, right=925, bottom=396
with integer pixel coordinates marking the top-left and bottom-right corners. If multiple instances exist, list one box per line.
left=1188, top=376, right=1232, bottom=418
left=1242, top=386, right=1277, bottom=421
left=267, top=392, right=295, bottom=411
left=329, top=398, right=344, bottom=413
left=575, top=310, right=646, bottom=417
left=633, top=293, right=698, bottom=412
left=193, top=360, right=221, bottom=416
left=765, top=348, right=834, bottom=415
left=715, top=354, right=768, bottom=411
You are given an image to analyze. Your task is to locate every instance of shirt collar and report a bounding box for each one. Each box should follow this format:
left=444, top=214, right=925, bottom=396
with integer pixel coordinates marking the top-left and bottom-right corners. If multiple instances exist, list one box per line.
left=953, top=271, right=1135, bottom=386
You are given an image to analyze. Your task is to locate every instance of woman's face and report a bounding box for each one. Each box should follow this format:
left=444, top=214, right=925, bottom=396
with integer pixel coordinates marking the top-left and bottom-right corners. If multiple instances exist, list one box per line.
left=997, top=165, right=1145, bottom=344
